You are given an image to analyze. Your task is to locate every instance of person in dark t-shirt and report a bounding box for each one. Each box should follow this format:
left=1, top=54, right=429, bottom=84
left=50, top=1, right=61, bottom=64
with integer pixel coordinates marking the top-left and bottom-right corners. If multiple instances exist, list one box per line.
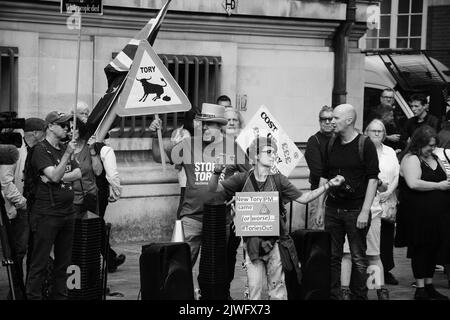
left=316, top=104, right=380, bottom=300
left=26, top=111, right=81, bottom=300
left=404, top=93, right=440, bottom=140
left=150, top=103, right=251, bottom=269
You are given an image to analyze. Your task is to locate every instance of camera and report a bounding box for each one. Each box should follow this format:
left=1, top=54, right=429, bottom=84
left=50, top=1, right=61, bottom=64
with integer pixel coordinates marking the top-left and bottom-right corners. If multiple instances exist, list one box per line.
left=329, top=182, right=356, bottom=199
left=0, top=111, right=25, bottom=148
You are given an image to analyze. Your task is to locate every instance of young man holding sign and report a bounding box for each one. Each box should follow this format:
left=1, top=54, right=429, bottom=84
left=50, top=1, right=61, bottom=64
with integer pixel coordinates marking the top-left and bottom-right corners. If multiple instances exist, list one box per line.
left=209, top=136, right=344, bottom=300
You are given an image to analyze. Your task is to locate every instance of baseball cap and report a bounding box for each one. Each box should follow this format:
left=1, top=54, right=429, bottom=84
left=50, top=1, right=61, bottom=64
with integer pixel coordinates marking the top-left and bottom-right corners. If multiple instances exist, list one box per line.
left=45, top=111, right=72, bottom=125
left=24, top=117, right=46, bottom=132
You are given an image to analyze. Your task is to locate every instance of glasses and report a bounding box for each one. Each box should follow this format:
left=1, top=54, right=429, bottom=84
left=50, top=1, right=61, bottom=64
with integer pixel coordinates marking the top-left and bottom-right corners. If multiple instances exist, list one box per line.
left=260, top=149, right=276, bottom=155
left=368, top=129, right=384, bottom=134
left=381, top=96, right=394, bottom=99
left=319, top=117, right=333, bottom=122
left=53, top=122, right=69, bottom=129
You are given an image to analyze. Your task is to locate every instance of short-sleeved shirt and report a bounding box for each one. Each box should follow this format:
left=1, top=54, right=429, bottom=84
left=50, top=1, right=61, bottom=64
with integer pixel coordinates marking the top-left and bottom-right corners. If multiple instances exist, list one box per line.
left=172, top=136, right=250, bottom=220
left=31, top=139, right=78, bottom=216
left=221, top=171, right=302, bottom=260
left=322, top=134, right=379, bottom=209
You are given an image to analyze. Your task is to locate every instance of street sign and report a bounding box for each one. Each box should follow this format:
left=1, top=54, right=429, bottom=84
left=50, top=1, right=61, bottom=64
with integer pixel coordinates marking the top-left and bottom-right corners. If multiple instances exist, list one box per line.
left=234, top=191, right=280, bottom=237
left=61, top=0, right=103, bottom=15
left=236, top=105, right=303, bottom=177
left=115, top=40, right=191, bottom=116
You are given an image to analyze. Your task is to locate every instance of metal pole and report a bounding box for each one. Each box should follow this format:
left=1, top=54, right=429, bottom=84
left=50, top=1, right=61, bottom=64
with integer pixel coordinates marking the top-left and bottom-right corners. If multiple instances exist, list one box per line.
left=73, top=8, right=81, bottom=141
left=154, top=114, right=167, bottom=172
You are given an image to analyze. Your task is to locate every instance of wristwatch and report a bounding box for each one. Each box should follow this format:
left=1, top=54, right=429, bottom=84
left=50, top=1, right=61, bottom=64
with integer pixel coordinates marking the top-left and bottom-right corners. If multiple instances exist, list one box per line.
left=213, top=167, right=222, bottom=175
left=90, top=149, right=97, bottom=156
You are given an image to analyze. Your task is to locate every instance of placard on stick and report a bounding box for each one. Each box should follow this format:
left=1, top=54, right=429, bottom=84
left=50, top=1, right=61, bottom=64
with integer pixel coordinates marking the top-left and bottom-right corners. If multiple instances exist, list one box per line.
left=234, top=192, right=280, bottom=237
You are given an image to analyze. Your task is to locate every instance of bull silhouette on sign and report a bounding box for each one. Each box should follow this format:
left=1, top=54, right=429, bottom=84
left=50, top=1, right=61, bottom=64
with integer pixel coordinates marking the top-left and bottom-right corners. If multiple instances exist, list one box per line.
left=136, top=77, right=168, bottom=102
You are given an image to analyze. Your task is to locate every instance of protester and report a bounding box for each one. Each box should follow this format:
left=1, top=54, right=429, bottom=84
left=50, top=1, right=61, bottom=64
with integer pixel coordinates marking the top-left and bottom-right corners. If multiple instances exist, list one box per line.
left=76, top=101, right=91, bottom=124
left=150, top=103, right=249, bottom=268
left=434, top=137, right=450, bottom=289
left=223, top=108, right=244, bottom=137
left=72, top=118, right=98, bottom=216
left=365, top=88, right=405, bottom=153
left=0, top=131, right=28, bottom=299
left=216, top=95, right=232, bottom=109
left=26, top=111, right=81, bottom=300
left=21, top=118, right=47, bottom=278
left=209, top=135, right=344, bottom=299
left=340, top=119, right=399, bottom=300
left=395, top=125, right=450, bottom=300
left=89, top=138, right=125, bottom=273
left=316, top=104, right=380, bottom=300
left=404, top=93, right=440, bottom=140
left=150, top=110, right=196, bottom=217
left=304, top=105, right=334, bottom=229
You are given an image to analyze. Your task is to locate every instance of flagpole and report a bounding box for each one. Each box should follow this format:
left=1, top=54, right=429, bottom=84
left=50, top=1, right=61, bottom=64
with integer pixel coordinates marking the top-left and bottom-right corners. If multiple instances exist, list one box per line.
left=154, top=114, right=166, bottom=172
left=73, top=7, right=81, bottom=141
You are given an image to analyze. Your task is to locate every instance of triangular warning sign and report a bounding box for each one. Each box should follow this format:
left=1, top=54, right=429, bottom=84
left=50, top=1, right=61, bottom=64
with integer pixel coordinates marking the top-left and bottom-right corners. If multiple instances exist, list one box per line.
left=259, top=204, right=270, bottom=215
left=115, top=40, right=191, bottom=116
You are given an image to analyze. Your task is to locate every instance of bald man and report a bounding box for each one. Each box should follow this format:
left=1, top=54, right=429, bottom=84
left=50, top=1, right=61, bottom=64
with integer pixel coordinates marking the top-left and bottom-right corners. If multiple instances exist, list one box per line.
left=315, top=104, right=380, bottom=300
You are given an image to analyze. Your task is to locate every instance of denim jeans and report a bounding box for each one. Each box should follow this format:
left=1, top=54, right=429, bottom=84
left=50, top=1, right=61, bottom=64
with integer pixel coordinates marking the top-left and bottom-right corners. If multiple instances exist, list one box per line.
left=26, top=213, right=75, bottom=300
left=324, top=206, right=370, bottom=300
left=244, top=242, right=287, bottom=300
left=181, top=216, right=230, bottom=267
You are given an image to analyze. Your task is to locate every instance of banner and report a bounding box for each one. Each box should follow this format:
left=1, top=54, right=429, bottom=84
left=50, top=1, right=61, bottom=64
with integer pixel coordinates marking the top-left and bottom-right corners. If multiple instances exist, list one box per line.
left=234, top=192, right=279, bottom=237
left=236, top=105, right=303, bottom=176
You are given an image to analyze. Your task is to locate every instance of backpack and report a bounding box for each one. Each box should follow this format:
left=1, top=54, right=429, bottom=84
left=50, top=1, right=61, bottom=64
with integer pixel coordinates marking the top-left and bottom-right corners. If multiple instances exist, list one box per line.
left=327, top=134, right=367, bottom=163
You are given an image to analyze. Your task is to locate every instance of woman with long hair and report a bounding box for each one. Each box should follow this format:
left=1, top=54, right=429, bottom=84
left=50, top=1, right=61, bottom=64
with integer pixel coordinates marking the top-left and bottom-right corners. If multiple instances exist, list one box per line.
left=395, top=125, right=450, bottom=300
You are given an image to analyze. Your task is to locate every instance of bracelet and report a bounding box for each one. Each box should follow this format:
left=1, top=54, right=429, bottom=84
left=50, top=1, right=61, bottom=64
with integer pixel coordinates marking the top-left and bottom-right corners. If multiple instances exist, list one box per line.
left=213, top=168, right=222, bottom=175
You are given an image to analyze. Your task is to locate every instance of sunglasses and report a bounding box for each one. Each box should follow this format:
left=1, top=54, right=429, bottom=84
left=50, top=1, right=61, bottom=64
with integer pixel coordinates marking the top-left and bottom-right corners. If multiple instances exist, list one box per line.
left=260, top=149, right=276, bottom=155
left=320, top=117, right=333, bottom=122
left=53, top=122, right=69, bottom=129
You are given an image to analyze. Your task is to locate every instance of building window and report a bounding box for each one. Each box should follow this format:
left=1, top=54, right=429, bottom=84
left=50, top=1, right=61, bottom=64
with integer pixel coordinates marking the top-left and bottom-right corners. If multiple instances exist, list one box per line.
left=365, top=0, right=427, bottom=50
left=0, top=47, right=18, bottom=114
left=110, top=53, right=222, bottom=138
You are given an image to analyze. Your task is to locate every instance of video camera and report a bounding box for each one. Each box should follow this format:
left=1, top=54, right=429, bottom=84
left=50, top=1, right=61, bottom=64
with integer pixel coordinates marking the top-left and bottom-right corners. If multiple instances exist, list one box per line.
left=0, top=111, right=25, bottom=148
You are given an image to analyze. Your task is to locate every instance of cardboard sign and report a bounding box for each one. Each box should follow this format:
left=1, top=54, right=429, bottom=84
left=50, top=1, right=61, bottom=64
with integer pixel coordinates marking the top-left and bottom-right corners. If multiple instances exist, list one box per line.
left=234, top=192, right=280, bottom=237
left=115, top=40, right=191, bottom=116
left=61, top=0, right=103, bottom=14
left=236, top=105, right=303, bottom=177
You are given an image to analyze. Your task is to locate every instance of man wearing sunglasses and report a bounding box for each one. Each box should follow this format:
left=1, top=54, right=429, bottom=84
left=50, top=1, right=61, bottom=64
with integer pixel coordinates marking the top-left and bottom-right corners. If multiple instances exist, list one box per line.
left=26, top=111, right=81, bottom=300
left=305, top=105, right=334, bottom=229
left=209, top=136, right=344, bottom=299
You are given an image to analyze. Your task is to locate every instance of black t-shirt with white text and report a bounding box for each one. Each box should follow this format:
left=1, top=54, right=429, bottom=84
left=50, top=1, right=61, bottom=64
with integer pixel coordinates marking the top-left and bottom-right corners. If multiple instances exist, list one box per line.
left=31, top=139, right=78, bottom=216
left=322, top=134, right=379, bottom=209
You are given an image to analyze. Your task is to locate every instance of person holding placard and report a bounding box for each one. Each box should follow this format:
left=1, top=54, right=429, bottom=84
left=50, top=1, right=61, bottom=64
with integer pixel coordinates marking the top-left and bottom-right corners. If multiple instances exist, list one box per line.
left=209, top=136, right=344, bottom=300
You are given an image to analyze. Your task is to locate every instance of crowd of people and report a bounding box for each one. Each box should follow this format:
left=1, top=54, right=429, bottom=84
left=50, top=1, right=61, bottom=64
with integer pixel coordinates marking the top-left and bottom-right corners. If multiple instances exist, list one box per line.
left=2, top=89, right=450, bottom=301
left=0, top=104, right=124, bottom=300
left=148, top=90, right=450, bottom=301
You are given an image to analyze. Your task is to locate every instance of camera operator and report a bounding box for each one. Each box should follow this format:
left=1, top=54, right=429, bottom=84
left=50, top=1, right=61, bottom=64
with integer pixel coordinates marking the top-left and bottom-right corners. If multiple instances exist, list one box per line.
left=0, top=118, right=46, bottom=299
left=25, top=111, right=81, bottom=300
left=0, top=127, right=27, bottom=299
left=315, top=104, right=380, bottom=300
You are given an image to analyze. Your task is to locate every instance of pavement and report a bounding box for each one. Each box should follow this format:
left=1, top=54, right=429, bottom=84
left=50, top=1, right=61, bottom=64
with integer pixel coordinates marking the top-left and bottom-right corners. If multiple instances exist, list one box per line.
left=1, top=241, right=450, bottom=300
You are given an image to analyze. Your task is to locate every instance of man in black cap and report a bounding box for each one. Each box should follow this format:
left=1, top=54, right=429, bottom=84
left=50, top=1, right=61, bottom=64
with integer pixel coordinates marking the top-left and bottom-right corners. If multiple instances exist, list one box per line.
left=26, top=111, right=81, bottom=300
